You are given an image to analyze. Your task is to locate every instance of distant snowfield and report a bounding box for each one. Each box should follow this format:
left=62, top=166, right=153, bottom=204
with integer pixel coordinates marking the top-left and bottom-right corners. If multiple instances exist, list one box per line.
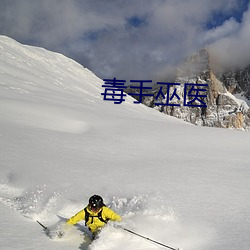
left=0, top=36, right=249, bottom=250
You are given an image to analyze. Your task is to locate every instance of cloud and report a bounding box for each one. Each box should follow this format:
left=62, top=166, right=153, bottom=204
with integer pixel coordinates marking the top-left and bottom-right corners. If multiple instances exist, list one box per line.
left=200, top=18, right=240, bottom=45
left=208, top=3, right=250, bottom=69
left=0, top=0, right=249, bottom=82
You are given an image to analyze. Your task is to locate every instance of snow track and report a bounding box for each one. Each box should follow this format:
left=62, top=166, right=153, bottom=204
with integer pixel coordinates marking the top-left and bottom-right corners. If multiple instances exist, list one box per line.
left=0, top=181, right=210, bottom=250
left=0, top=179, right=64, bottom=221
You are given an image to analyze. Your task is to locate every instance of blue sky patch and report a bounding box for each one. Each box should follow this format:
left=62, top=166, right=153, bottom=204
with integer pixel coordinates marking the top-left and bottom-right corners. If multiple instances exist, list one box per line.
left=126, top=15, right=148, bottom=28
left=206, top=0, right=249, bottom=29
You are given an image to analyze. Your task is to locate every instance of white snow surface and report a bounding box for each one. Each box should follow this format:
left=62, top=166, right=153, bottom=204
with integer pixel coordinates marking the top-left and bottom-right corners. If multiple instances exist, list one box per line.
left=0, top=36, right=250, bottom=250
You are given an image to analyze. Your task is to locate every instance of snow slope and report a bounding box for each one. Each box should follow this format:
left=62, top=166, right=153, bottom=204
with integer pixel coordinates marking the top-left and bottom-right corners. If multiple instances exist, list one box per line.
left=0, top=36, right=250, bottom=250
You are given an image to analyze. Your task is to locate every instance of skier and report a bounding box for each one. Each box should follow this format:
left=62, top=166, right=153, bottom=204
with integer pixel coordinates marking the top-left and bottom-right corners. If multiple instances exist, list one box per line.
left=66, top=194, right=121, bottom=239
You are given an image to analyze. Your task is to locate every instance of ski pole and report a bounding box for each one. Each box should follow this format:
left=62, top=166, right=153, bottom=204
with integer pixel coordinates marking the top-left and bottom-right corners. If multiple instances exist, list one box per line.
left=37, top=220, right=48, bottom=231
left=122, top=227, right=180, bottom=250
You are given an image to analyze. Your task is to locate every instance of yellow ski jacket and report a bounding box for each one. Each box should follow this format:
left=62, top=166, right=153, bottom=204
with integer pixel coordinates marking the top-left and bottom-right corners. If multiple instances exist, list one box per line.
left=67, top=206, right=121, bottom=233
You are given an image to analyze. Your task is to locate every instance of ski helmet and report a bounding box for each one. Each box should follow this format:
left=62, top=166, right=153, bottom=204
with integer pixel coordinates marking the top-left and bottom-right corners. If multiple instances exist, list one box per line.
left=89, top=195, right=104, bottom=210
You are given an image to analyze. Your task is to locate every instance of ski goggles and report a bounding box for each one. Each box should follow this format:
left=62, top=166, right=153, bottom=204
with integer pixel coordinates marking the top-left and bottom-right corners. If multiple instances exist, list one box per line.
left=89, top=205, right=101, bottom=212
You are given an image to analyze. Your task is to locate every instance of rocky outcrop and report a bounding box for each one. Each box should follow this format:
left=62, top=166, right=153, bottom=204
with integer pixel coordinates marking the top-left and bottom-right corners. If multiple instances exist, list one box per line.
left=218, top=66, right=250, bottom=100
left=126, top=49, right=250, bottom=130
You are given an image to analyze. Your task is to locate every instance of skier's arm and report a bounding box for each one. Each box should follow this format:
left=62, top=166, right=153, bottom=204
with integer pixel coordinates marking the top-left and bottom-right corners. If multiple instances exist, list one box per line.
left=67, top=209, right=85, bottom=225
left=104, top=207, right=122, bottom=222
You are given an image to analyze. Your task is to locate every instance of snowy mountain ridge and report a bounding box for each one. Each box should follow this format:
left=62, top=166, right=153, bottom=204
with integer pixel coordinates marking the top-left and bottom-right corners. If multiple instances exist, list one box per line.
left=0, top=35, right=152, bottom=133
left=0, top=36, right=250, bottom=250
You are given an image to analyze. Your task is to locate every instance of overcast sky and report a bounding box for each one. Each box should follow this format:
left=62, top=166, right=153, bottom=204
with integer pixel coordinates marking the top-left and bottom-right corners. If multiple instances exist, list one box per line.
left=0, top=0, right=249, bottom=82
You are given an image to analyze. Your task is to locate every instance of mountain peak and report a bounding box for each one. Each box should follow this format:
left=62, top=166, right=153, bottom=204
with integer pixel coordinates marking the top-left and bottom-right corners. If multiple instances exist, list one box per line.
left=129, top=48, right=250, bottom=130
